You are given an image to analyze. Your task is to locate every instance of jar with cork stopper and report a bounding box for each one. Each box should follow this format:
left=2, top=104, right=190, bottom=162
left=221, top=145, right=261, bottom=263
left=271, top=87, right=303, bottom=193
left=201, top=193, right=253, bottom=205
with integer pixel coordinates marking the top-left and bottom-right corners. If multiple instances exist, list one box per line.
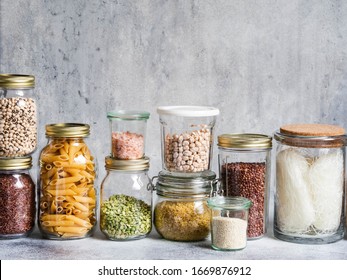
left=274, top=123, right=346, bottom=244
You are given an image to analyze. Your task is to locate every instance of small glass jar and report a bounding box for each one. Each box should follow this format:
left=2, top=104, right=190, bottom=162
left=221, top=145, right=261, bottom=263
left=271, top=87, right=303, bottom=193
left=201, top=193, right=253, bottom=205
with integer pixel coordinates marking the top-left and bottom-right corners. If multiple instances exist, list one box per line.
left=107, top=110, right=150, bottom=159
left=274, top=124, right=346, bottom=244
left=38, top=123, right=97, bottom=239
left=153, top=170, right=216, bottom=241
left=208, top=196, right=252, bottom=251
left=0, top=74, right=37, bottom=157
left=0, top=157, right=35, bottom=238
left=217, top=133, right=272, bottom=239
left=100, top=156, right=152, bottom=240
left=157, top=106, right=219, bottom=174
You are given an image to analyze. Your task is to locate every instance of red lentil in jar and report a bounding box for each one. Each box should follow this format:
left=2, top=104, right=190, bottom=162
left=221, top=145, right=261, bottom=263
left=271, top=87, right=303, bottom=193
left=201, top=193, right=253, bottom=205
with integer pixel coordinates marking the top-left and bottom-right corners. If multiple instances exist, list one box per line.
left=0, top=157, right=36, bottom=238
left=217, top=134, right=272, bottom=239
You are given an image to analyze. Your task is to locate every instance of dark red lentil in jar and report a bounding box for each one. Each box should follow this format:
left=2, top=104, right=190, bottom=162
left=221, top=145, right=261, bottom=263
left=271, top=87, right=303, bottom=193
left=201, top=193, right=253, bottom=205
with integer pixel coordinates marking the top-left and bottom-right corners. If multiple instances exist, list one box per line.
left=217, top=134, right=272, bottom=239
left=0, top=157, right=35, bottom=238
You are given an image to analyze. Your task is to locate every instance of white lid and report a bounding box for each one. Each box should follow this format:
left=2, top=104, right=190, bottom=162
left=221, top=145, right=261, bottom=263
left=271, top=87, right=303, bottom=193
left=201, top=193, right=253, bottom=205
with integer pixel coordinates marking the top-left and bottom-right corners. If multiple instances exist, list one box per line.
left=157, top=106, right=220, bottom=117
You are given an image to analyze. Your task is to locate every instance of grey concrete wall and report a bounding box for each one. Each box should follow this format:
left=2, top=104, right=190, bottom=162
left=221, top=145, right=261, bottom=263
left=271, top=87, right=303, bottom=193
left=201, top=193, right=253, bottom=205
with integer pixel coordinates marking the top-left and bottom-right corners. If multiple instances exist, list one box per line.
left=1, top=0, right=347, bottom=182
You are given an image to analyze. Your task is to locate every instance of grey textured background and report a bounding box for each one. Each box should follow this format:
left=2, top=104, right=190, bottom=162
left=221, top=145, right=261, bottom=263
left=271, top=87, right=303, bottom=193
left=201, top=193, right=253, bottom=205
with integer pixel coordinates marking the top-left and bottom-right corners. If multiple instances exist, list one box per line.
left=1, top=0, right=347, bottom=182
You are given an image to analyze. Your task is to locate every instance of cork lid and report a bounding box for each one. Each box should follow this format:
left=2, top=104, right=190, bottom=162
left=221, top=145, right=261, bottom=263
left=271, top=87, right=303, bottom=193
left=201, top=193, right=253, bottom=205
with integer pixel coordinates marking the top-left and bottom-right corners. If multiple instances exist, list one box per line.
left=275, top=124, right=346, bottom=148
left=280, top=124, right=345, bottom=137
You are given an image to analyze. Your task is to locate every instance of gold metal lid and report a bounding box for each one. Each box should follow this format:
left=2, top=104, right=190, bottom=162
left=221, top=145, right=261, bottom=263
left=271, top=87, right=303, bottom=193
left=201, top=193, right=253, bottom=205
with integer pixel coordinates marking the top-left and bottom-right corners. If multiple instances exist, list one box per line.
left=45, top=123, right=90, bottom=138
left=0, top=157, right=32, bottom=170
left=105, top=156, right=150, bottom=171
left=218, top=133, right=272, bottom=149
left=0, top=74, right=35, bottom=88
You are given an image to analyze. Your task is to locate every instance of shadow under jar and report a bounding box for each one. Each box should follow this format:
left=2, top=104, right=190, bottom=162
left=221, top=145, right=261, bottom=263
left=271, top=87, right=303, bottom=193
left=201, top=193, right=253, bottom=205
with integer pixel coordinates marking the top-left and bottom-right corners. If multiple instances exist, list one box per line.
left=217, top=133, right=272, bottom=239
left=274, top=123, right=346, bottom=244
left=0, top=157, right=35, bottom=239
left=153, top=170, right=217, bottom=242
left=38, top=123, right=97, bottom=240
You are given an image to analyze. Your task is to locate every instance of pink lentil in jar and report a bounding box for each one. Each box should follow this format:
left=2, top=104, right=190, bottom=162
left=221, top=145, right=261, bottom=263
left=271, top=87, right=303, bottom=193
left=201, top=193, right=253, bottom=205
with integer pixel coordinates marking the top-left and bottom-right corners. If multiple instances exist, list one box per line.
left=112, top=131, right=144, bottom=159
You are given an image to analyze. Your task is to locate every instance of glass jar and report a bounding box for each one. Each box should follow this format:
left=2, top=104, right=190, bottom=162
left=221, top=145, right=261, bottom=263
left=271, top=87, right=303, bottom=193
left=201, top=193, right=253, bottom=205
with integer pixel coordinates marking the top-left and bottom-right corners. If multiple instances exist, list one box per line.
left=38, top=123, right=97, bottom=239
left=0, top=74, right=37, bottom=157
left=0, top=157, right=35, bottom=238
left=217, top=133, right=272, bottom=239
left=107, top=110, right=150, bottom=159
left=157, top=106, right=219, bottom=174
left=274, top=123, right=346, bottom=244
left=153, top=170, right=216, bottom=241
left=208, top=196, right=252, bottom=251
left=100, top=156, right=152, bottom=240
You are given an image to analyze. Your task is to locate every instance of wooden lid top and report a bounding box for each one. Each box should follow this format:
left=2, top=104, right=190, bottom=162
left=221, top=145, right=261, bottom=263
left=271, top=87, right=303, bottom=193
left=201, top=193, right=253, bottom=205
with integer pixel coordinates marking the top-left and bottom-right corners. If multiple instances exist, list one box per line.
left=280, top=124, right=345, bottom=137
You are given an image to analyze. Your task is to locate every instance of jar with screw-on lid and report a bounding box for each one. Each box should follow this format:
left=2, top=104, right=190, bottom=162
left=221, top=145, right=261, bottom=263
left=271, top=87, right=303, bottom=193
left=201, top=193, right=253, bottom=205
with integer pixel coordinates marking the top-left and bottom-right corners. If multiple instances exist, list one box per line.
left=38, top=123, right=97, bottom=239
left=107, top=110, right=150, bottom=159
left=157, top=106, right=220, bottom=174
left=274, top=123, right=346, bottom=244
left=0, top=74, right=37, bottom=157
left=153, top=171, right=217, bottom=241
left=100, top=156, right=152, bottom=240
left=217, top=133, right=272, bottom=239
left=0, top=157, right=35, bottom=239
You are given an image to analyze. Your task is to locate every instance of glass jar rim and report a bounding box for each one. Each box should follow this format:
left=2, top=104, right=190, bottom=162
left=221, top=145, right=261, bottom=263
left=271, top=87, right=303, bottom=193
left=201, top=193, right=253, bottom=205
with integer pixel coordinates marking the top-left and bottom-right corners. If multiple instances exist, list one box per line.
left=155, top=170, right=216, bottom=197
left=107, top=110, right=150, bottom=120
left=274, top=130, right=346, bottom=148
left=207, top=196, right=252, bottom=210
left=157, top=106, right=220, bottom=117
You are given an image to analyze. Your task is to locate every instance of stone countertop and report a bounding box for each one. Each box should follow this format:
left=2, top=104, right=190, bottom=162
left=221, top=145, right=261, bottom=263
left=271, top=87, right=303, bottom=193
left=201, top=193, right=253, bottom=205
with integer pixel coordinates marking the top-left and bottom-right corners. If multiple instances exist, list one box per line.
left=1, top=227, right=346, bottom=260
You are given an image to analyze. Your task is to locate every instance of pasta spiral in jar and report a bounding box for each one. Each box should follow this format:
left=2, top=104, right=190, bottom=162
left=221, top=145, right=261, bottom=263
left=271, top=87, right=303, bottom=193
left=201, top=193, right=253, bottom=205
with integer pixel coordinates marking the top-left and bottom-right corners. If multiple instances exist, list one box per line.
left=38, top=123, right=97, bottom=239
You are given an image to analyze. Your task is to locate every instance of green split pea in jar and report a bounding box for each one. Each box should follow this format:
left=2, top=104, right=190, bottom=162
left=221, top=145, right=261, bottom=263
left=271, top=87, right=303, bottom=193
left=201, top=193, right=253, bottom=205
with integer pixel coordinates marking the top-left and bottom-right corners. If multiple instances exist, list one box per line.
left=100, top=156, right=152, bottom=240
left=153, top=170, right=217, bottom=241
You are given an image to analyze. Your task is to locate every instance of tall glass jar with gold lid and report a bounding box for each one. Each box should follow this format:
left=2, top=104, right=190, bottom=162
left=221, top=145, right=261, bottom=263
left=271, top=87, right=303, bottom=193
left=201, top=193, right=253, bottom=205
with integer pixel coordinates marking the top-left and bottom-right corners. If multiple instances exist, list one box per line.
left=0, top=74, right=37, bottom=157
left=217, top=133, right=272, bottom=239
left=100, top=156, right=152, bottom=241
left=38, top=123, right=97, bottom=239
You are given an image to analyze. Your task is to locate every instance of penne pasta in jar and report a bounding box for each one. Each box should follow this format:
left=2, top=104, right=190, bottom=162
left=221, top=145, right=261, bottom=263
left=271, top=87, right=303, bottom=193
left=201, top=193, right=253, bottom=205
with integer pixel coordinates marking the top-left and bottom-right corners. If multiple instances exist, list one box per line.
left=38, top=123, right=97, bottom=240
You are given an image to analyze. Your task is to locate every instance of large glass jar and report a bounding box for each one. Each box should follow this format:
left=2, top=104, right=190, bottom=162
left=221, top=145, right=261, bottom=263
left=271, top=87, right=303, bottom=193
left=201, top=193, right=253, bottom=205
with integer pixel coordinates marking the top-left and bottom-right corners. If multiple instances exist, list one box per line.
left=100, top=156, right=152, bottom=240
left=38, top=123, right=97, bottom=239
left=0, top=74, right=37, bottom=157
left=157, top=106, right=219, bottom=174
left=274, top=123, right=346, bottom=244
left=217, top=134, right=272, bottom=239
left=153, top=171, right=216, bottom=241
left=107, top=110, right=150, bottom=159
left=0, top=157, right=35, bottom=238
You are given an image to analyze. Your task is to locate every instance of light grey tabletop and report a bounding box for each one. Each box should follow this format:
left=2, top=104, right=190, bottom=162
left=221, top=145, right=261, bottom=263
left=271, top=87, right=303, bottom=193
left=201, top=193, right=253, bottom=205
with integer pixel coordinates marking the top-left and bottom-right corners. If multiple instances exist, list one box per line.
left=1, top=226, right=346, bottom=260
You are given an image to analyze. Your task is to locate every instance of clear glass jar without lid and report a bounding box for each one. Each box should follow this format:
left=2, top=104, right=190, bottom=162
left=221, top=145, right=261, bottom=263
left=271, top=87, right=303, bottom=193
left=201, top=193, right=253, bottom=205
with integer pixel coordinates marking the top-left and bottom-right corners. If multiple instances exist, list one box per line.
left=0, top=157, right=35, bottom=239
left=107, top=110, right=150, bottom=160
left=274, top=123, right=346, bottom=244
left=0, top=74, right=37, bottom=157
left=208, top=196, right=252, bottom=251
left=100, top=156, right=152, bottom=241
left=153, top=171, right=217, bottom=242
left=38, top=123, right=97, bottom=239
left=217, top=133, right=272, bottom=239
